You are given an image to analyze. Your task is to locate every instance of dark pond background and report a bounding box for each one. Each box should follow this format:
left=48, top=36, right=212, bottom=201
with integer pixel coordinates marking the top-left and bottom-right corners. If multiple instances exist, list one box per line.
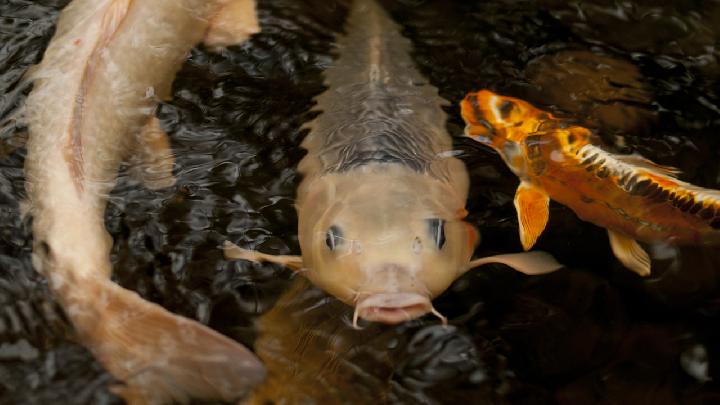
left=1, top=0, right=720, bottom=403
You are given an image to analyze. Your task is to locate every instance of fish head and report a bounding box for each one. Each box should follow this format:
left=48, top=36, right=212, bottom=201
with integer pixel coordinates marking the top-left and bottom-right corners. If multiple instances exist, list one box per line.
left=461, top=90, right=591, bottom=176
left=297, top=168, right=478, bottom=324
left=460, top=90, right=544, bottom=145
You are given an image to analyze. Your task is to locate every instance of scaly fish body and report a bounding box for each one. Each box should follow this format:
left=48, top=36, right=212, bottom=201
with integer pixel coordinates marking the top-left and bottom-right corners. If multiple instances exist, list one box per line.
left=24, top=0, right=263, bottom=402
left=461, top=90, right=720, bottom=275
left=226, top=1, right=562, bottom=325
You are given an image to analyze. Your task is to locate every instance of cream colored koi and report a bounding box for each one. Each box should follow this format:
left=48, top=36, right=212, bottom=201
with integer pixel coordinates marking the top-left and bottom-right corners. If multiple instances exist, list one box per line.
left=23, top=0, right=263, bottom=403
left=225, top=0, right=563, bottom=326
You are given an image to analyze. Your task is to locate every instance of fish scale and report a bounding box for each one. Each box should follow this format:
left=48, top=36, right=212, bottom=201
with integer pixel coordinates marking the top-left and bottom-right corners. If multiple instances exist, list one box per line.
left=575, top=144, right=720, bottom=228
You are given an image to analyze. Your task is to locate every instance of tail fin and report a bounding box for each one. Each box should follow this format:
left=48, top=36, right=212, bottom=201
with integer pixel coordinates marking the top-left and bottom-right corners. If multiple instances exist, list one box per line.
left=57, top=276, right=265, bottom=404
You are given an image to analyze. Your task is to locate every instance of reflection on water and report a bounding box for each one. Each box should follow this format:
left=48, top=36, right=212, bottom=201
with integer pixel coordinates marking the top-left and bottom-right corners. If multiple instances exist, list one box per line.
left=1, top=0, right=719, bottom=403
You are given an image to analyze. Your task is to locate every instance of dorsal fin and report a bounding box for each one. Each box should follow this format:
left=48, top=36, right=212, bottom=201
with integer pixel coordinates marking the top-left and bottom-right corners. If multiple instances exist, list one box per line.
left=613, top=154, right=682, bottom=178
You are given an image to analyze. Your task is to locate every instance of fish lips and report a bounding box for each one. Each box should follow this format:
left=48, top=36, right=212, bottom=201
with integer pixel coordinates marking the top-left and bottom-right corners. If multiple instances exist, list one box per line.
left=355, top=292, right=433, bottom=324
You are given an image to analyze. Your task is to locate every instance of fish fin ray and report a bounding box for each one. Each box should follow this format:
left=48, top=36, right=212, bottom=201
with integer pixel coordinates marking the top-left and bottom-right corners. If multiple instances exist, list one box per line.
left=131, top=116, right=176, bottom=190
left=63, top=277, right=265, bottom=404
left=607, top=230, right=651, bottom=276
left=204, top=0, right=260, bottom=51
left=466, top=251, right=563, bottom=275
left=224, top=241, right=304, bottom=271
left=614, top=154, right=682, bottom=178
left=514, top=181, right=550, bottom=250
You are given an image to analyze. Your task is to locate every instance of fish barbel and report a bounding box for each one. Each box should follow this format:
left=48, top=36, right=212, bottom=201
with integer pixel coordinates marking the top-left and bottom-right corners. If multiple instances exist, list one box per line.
left=461, top=89, right=720, bottom=276
left=23, top=0, right=264, bottom=402
left=225, top=0, right=562, bottom=326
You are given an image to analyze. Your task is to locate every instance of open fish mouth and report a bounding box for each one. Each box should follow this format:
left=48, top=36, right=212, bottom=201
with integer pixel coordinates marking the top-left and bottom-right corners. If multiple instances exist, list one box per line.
left=353, top=292, right=447, bottom=327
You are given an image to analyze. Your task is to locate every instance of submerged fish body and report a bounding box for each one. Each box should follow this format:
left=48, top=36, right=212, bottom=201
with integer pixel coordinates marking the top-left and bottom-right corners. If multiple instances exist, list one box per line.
left=226, top=0, right=562, bottom=325
left=24, top=0, right=263, bottom=403
left=295, top=0, right=474, bottom=324
left=461, top=90, right=720, bottom=276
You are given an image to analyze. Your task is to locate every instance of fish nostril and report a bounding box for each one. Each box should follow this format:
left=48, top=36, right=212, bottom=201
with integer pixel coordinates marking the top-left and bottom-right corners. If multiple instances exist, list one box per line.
left=412, top=237, right=422, bottom=254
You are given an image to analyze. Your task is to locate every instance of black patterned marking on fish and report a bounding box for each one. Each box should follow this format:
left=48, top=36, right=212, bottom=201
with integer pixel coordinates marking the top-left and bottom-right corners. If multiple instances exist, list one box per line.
left=585, top=158, right=605, bottom=173
left=624, top=174, right=639, bottom=191
left=468, top=96, right=496, bottom=137
left=646, top=184, right=663, bottom=199
left=567, top=134, right=576, bottom=144
left=710, top=217, right=720, bottom=229
left=680, top=197, right=695, bottom=212
left=618, top=172, right=631, bottom=188
left=631, top=179, right=652, bottom=196
left=689, top=202, right=703, bottom=215
left=580, top=194, right=594, bottom=203
left=670, top=194, right=686, bottom=209
left=596, top=166, right=609, bottom=178
left=581, top=153, right=598, bottom=166
left=499, top=100, right=514, bottom=119
left=698, top=207, right=715, bottom=220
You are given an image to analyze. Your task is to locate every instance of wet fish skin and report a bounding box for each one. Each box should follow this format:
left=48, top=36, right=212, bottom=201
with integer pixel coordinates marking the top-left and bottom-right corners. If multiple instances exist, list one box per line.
left=226, top=0, right=563, bottom=325
left=23, top=0, right=264, bottom=403
left=461, top=89, right=720, bottom=276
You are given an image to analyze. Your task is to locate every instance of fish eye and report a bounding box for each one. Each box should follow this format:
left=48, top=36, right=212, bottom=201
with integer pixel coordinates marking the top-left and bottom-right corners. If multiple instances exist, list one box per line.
left=325, top=225, right=343, bottom=251
left=426, top=218, right=446, bottom=249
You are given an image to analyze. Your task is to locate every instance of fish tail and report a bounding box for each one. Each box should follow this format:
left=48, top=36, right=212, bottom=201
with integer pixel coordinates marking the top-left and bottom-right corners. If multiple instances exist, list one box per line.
left=56, top=275, right=265, bottom=403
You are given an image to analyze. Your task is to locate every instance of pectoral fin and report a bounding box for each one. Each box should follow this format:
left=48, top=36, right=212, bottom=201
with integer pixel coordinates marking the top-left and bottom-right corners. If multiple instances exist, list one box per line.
left=131, top=116, right=176, bottom=190
left=514, top=181, right=550, bottom=250
left=224, top=241, right=303, bottom=271
left=466, top=251, right=563, bottom=275
left=607, top=230, right=651, bottom=276
left=204, top=0, right=260, bottom=51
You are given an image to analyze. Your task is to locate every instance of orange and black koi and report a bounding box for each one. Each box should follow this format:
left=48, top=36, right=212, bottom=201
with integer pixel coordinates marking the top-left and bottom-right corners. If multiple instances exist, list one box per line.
left=460, top=90, right=720, bottom=276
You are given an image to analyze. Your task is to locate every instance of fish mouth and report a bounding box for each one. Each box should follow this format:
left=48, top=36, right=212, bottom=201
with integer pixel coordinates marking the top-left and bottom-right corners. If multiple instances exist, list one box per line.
left=353, top=293, right=446, bottom=327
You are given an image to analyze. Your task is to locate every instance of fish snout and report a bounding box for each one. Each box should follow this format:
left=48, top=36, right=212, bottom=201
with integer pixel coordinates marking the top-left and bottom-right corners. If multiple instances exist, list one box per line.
left=461, top=95, right=497, bottom=145
left=355, top=292, right=432, bottom=324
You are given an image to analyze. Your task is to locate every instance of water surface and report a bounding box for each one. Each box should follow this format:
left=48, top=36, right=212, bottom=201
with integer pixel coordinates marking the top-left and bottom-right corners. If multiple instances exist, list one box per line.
left=1, top=0, right=719, bottom=403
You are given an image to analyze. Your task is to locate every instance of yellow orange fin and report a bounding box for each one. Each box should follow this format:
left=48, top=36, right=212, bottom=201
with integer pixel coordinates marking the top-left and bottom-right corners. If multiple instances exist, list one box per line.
left=614, top=154, right=681, bottom=178
left=204, top=0, right=260, bottom=51
left=224, top=241, right=304, bottom=271
left=130, top=116, right=176, bottom=190
left=62, top=276, right=265, bottom=404
left=607, top=230, right=651, bottom=276
left=466, top=251, right=563, bottom=275
left=514, top=181, right=550, bottom=250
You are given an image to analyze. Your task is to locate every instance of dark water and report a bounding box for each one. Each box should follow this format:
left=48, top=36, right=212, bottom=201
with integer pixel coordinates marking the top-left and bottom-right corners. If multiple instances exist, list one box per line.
left=1, top=0, right=720, bottom=403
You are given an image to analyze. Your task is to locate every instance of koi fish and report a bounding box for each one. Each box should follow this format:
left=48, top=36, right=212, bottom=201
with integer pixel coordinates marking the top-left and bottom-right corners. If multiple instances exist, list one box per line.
left=460, top=90, right=720, bottom=276
left=23, top=0, right=263, bottom=403
left=225, top=0, right=562, bottom=327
